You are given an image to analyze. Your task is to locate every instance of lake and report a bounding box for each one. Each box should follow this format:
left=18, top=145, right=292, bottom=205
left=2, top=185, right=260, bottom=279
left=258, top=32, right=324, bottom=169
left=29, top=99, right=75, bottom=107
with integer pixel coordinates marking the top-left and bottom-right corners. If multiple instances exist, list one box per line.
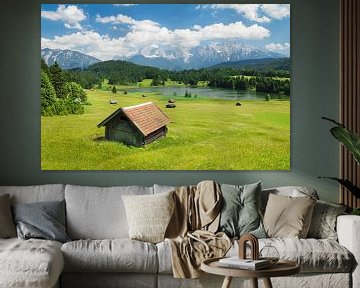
left=128, top=86, right=282, bottom=100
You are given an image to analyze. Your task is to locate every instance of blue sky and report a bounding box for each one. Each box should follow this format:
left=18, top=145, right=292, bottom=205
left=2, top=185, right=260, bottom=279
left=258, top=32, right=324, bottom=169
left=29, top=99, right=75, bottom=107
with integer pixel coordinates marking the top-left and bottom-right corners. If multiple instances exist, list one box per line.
left=41, top=4, right=290, bottom=61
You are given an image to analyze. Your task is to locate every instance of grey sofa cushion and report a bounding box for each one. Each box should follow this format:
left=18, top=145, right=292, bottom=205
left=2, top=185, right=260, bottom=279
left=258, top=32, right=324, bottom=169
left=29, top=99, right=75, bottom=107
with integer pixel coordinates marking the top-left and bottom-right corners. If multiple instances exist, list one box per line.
left=228, top=238, right=353, bottom=273
left=158, top=237, right=353, bottom=274
left=0, top=238, right=64, bottom=288
left=65, top=185, right=153, bottom=239
left=0, top=194, right=16, bottom=238
left=61, top=273, right=157, bottom=288
left=0, top=184, right=65, bottom=204
left=62, top=239, right=158, bottom=273
left=12, top=200, right=70, bottom=243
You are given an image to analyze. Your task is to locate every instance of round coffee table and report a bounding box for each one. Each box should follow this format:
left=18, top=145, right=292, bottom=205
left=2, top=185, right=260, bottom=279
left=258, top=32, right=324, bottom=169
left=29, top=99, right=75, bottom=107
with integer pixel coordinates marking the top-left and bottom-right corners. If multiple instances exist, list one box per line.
left=201, top=257, right=300, bottom=288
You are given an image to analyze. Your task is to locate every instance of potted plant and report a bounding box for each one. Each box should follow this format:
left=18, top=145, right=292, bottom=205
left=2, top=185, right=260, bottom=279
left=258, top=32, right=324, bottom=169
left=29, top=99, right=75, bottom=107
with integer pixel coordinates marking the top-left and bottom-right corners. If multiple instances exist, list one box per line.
left=320, top=117, right=360, bottom=215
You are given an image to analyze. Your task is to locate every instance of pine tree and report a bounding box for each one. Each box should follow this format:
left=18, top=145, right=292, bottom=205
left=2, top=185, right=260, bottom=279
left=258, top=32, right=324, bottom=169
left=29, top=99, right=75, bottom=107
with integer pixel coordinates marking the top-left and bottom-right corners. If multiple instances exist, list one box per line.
left=41, top=70, right=57, bottom=115
left=49, top=62, right=66, bottom=98
left=41, top=58, right=50, bottom=76
left=112, top=85, right=117, bottom=94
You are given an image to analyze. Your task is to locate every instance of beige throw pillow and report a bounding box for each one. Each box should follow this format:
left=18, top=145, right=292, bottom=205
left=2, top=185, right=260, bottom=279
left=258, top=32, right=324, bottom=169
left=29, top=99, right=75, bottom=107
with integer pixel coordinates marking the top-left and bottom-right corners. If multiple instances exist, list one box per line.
left=122, top=191, right=175, bottom=243
left=0, top=194, right=17, bottom=238
left=263, top=193, right=316, bottom=238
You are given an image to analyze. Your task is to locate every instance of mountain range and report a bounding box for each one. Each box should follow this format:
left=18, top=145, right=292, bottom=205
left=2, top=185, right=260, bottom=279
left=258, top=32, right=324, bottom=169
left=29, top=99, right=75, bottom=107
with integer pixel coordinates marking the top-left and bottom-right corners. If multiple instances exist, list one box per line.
left=41, top=48, right=100, bottom=70
left=123, top=42, right=285, bottom=70
left=41, top=42, right=287, bottom=71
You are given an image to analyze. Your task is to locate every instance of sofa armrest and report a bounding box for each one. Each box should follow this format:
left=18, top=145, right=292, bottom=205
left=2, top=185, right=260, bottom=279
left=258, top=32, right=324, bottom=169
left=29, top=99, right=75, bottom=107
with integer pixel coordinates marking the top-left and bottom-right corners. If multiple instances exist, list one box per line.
left=337, top=215, right=360, bottom=288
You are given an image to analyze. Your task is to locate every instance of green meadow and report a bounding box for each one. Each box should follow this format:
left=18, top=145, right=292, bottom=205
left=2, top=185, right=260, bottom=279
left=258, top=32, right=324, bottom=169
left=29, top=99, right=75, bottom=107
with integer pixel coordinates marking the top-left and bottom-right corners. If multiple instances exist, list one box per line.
left=41, top=89, right=290, bottom=170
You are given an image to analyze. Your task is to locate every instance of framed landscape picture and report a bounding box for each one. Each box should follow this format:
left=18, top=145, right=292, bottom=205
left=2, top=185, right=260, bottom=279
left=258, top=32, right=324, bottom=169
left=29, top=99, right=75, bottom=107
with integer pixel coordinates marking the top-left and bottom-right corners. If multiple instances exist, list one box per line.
left=41, top=4, right=290, bottom=170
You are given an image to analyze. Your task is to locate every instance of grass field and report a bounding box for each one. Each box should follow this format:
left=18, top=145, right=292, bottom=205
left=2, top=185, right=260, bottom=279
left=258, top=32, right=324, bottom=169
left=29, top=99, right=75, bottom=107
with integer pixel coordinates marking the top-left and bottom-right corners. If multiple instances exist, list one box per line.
left=41, top=89, right=290, bottom=170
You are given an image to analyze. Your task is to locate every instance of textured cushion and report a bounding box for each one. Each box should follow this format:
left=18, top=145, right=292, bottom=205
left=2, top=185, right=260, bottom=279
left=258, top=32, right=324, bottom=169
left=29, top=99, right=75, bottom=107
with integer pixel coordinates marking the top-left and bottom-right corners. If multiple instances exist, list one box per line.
left=61, top=239, right=158, bottom=273
left=65, top=185, right=153, bottom=239
left=227, top=238, right=353, bottom=273
left=218, top=182, right=266, bottom=238
left=0, top=194, right=16, bottom=238
left=0, top=184, right=65, bottom=204
left=0, top=238, right=64, bottom=288
left=157, top=238, right=353, bottom=275
left=122, top=191, right=175, bottom=243
left=307, top=200, right=347, bottom=240
left=263, top=194, right=316, bottom=238
left=12, top=200, right=70, bottom=243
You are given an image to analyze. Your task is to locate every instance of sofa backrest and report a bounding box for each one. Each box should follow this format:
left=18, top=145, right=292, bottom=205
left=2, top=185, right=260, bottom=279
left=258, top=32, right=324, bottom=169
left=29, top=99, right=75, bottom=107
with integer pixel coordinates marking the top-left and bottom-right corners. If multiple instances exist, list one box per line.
left=65, top=184, right=154, bottom=240
left=0, top=184, right=65, bottom=204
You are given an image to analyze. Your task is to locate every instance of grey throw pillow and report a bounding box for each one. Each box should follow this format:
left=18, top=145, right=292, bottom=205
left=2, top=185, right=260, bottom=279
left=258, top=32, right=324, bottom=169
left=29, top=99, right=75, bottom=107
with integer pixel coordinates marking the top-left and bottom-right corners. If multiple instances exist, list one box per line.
left=218, top=182, right=266, bottom=238
left=12, top=200, right=70, bottom=243
left=307, top=200, right=347, bottom=240
left=0, top=194, right=16, bottom=238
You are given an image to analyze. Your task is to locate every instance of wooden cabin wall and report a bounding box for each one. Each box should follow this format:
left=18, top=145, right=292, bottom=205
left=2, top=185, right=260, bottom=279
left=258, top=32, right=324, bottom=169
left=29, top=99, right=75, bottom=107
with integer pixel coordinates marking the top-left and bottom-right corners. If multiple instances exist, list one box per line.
left=144, top=127, right=168, bottom=145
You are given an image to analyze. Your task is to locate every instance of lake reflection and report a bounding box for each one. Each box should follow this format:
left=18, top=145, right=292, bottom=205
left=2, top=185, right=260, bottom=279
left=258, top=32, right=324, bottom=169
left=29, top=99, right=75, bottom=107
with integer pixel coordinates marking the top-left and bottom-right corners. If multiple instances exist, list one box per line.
left=129, top=86, right=280, bottom=100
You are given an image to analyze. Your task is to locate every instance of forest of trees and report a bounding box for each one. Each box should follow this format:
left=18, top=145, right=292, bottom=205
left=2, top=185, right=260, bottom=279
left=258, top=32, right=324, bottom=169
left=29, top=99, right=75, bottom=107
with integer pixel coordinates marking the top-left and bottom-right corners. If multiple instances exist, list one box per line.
left=41, top=59, right=88, bottom=116
left=64, top=59, right=291, bottom=96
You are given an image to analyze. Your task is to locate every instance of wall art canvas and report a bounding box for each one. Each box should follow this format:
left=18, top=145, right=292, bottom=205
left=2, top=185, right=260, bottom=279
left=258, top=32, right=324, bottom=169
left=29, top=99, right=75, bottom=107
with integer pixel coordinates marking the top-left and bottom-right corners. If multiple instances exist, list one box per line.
left=41, top=4, right=290, bottom=170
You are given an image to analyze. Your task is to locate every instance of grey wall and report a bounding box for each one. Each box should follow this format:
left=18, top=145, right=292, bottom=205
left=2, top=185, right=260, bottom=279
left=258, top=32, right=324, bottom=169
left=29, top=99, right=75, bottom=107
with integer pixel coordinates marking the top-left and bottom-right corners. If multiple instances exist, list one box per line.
left=0, top=0, right=340, bottom=202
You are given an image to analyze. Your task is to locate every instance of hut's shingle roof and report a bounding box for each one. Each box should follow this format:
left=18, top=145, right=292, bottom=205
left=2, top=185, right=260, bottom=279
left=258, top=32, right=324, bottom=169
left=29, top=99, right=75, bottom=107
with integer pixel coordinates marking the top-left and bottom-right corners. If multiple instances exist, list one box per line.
left=98, top=102, right=170, bottom=136
left=122, top=102, right=170, bottom=136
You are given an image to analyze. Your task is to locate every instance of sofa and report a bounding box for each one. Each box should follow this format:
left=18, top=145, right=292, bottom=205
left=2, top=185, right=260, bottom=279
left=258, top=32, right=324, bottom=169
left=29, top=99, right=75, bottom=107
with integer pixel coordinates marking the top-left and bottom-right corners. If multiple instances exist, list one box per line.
left=0, top=183, right=359, bottom=288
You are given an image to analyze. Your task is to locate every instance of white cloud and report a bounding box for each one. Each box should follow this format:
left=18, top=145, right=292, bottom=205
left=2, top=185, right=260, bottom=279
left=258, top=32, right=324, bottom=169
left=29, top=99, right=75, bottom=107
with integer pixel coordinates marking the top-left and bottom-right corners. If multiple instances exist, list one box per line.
left=265, top=42, right=290, bottom=52
left=41, top=5, right=86, bottom=30
left=43, top=14, right=270, bottom=61
left=211, top=4, right=270, bottom=23
left=113, top=4, right=138, bottom=7
left=262, top=4, right=290, bottom=20
left=95, top=13, right=159, bottom=28
left=42, top=31, right=128, bottom=60
left=204, top=4, right=290, bottom=23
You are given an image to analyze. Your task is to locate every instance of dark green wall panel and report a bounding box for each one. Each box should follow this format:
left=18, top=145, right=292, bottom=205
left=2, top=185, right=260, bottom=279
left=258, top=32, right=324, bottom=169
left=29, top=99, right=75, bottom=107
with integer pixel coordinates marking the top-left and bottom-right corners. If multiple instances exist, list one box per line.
left=0, top=0, right=340, bottom=202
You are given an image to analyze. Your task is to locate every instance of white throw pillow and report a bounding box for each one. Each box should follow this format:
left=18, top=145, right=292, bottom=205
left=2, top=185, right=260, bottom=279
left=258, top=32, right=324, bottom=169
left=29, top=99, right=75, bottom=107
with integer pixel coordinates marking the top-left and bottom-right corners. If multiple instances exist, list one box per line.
left=122, top=191, right=175, bottom=243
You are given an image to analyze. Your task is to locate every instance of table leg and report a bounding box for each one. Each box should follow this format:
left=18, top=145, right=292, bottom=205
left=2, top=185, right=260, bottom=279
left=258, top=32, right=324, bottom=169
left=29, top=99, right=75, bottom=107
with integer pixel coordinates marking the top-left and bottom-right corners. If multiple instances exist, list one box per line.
left=263, top=277, right=273, bottom=288
left=251, top=278, right=258, bottom=288
left=221, top=276, right=233, bottom=288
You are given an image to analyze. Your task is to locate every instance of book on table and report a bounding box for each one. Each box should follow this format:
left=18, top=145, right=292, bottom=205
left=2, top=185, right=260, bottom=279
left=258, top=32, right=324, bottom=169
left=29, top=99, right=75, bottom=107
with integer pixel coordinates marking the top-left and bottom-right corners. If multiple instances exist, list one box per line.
left=218, top=257, right=271, bottom=270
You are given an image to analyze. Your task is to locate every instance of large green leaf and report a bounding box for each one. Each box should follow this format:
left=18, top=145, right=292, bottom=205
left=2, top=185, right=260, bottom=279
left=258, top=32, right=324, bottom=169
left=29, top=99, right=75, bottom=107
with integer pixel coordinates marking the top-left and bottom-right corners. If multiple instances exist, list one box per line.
left=318, top=177, right=360, bottom=198
left=323, top=117, right=360, bottom=165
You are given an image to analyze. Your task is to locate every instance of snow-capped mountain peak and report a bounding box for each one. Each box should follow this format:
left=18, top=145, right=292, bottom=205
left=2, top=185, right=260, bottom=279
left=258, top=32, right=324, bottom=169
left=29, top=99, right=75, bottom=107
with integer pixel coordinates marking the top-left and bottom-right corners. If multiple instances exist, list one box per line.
left=41, top=48, right=100, bottom=69
left=124, top=41, right=285, bottom=70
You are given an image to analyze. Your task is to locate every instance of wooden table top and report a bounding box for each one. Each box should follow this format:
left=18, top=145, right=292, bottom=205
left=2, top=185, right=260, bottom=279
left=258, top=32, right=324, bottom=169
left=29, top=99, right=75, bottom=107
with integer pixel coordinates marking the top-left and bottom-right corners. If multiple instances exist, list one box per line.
left=201, top=257, right=300, bottom=278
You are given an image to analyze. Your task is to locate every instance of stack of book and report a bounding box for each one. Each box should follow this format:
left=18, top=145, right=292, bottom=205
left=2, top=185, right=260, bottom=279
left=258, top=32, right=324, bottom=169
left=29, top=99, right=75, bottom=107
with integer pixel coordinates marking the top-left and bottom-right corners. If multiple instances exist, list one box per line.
left=218, top=257, right=271, bottom=270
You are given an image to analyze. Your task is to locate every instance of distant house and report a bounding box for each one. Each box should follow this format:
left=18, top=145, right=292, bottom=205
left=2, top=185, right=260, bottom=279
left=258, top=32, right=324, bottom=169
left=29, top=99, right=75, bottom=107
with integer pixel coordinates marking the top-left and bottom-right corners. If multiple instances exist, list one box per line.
left=97, top=102, right=170, bottom=146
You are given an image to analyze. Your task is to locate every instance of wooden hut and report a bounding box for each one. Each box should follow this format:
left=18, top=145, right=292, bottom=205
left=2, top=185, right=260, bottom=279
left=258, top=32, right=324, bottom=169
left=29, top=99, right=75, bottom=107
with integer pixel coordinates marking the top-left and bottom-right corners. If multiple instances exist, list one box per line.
left=97, top=102, right=170, bottom=147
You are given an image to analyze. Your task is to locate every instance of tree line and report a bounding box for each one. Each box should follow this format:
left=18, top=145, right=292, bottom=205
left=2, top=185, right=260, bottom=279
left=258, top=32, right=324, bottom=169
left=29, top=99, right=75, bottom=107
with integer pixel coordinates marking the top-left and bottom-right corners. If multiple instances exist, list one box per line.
left=41, top=59, right=88, bottom=116
left=64, top=60, right=290, bottom=96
